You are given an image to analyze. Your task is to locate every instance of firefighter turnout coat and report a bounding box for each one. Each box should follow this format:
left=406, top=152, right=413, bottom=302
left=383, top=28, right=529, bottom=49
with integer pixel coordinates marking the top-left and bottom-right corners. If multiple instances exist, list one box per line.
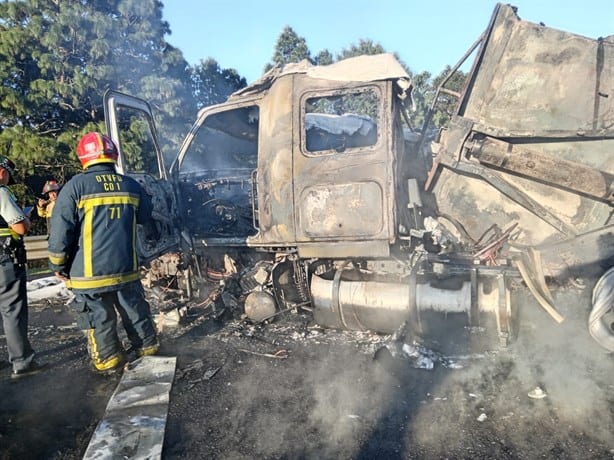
left=48, top=164, right=153, bottom=293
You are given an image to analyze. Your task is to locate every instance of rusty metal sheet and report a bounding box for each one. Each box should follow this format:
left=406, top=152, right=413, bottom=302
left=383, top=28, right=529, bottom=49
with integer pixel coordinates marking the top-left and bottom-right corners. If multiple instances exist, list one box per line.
left=432, top=4, right=613, bottom=249
left=471, top=136, right=613, bottom=202
left=231, top=53, right=410, bottom=99
left=298, top=182, right=384, bottom=238
left=462, top=5, right=613, bottom=137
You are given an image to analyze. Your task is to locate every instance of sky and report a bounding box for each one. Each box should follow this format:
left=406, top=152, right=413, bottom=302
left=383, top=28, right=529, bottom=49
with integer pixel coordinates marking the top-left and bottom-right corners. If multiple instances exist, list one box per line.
left=162, top=0, right=614, bottom=84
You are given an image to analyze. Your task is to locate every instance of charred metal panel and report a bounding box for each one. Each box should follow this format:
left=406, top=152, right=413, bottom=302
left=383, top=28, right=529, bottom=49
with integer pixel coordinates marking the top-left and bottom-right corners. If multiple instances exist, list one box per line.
left=432, top=167, right=570, bottom=245
left=299, top=182, right=384, bottom=237
left=246, top=75, right=296, bottom=246
left=298, top=240, right=389, bottom=258
left=461, top=5, right=613, bottom=136
left=291, top=79, right=395, bottom=256
left=537, top=225, right=614, bottom=279
left=431, top=4, right=613, bottom=248
left=470, top=136, right=614, bottom=202
left=231, top=53, right=410, bottom=99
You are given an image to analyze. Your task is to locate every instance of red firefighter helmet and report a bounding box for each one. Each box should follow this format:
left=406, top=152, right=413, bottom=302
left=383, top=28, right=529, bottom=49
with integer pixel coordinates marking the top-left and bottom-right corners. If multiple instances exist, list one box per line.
left=42, top=179, right=60, bottom=195
left=76, top=132, right=118, bottom=168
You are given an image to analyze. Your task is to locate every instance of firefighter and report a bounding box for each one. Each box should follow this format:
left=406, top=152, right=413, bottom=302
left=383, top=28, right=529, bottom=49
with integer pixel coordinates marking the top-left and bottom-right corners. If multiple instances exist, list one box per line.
left=36, top=179, right=61, bottom=233
left=0, top=155, right=46, bottom=378
left=48, top=132, right=159, bottom=373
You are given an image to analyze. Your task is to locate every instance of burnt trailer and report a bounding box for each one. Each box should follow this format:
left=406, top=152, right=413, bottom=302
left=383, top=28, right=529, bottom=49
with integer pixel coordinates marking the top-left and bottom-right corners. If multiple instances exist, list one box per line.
left=104, top=4, right=613, bottom=351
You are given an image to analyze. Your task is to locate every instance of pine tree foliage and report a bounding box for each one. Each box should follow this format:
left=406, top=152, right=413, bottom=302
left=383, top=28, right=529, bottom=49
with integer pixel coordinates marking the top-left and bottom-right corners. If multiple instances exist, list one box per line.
left=407, top=70, right=433, bottom=130
left=263, top=25, right=468, bottom=135
left=189, top=58, right=247, bottom=109
left=313, top=49, right=333, bottom=66
left=0, top=0, right=193, bottom=183
left=428, top=65, right=467, bottom=128
left=264, top=26, right=311, bottom=74
left=337, top=39, right=386, bottom=60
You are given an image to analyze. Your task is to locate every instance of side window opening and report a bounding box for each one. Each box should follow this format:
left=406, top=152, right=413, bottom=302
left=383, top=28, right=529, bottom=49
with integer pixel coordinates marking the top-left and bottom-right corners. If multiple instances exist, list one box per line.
left=304, top=88, right=380, bottom=154
left=114, top=105, right=161, bottom=177
left=179, top=105, right=259, bottom=238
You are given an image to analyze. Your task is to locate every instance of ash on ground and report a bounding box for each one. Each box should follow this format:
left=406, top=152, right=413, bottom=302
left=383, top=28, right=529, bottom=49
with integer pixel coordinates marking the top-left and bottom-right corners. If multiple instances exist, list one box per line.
left=1, top=274, right=613, bottom=460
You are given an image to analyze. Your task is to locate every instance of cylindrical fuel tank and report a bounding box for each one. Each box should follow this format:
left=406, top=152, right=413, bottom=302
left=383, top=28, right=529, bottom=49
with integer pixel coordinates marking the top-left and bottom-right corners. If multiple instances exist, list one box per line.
left=311, top=272, right=504, bottom=335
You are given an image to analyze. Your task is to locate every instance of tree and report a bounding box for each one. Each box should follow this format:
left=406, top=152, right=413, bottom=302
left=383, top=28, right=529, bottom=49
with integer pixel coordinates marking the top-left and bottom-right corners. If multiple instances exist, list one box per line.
left=189, top=58, right=247, bottom=109
left=313, top=49, right=333, bottom=66
left=406, top=70, right=432, bottom=130
left=260, top=25, right=471, bottom=138
left=422, top=65, right=468, bottom=129
left=264, top=26, right=311, bottom=73
left=0, top=0, right=193, bottom=187
left=337, top=39, right=386, bottom=60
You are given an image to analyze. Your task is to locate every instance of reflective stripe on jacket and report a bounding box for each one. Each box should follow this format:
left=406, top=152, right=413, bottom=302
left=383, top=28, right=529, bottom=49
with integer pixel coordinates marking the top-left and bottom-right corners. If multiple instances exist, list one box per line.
left=48, top=164, right=153, bottom=293
left=0, top=186, right=26, bottom=241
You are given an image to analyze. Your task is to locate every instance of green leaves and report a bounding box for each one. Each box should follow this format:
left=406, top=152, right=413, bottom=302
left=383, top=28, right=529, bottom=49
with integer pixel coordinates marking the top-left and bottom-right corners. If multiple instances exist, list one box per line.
left=272, top=26, right=311, bottom=68
left=189, top=58, right=246, bottom=110
left=338, top=39, right=386, bottom=60
left=0, top=0, right=194, bottom=183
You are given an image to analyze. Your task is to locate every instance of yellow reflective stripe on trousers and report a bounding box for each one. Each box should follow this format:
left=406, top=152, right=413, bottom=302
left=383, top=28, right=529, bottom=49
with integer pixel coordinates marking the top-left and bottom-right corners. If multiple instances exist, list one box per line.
left=77, top=194, right=140, bottom=277
left=87, top=329, right=100, bottom=361
left=65, top=271, right=141, bottom=290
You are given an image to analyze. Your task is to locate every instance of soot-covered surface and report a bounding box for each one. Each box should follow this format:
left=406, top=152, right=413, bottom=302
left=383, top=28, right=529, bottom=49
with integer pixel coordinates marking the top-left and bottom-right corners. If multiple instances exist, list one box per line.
left=1, top=282, right=613, bottom=459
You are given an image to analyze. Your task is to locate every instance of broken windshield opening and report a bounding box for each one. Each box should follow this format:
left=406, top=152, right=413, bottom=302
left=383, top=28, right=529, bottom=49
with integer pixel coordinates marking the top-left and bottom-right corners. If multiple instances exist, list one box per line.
left=304, top=88, right=380, bottom=154
left=178, top=105, right=259, bottom=239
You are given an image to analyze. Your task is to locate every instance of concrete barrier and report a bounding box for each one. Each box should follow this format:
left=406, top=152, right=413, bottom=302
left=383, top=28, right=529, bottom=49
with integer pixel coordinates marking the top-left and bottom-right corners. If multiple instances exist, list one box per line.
left=24, top=235, right=49, bottom=261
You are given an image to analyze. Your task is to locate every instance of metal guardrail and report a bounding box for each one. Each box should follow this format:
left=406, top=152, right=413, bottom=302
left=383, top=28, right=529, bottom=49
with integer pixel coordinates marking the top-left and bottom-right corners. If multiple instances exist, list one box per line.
left=24, top=235, right=49, bottom=261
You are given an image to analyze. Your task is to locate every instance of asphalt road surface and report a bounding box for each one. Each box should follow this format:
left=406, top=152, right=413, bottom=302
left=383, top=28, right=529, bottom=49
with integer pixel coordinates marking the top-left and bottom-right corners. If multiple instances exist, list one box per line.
left=1, top=281, right=613, bottom=459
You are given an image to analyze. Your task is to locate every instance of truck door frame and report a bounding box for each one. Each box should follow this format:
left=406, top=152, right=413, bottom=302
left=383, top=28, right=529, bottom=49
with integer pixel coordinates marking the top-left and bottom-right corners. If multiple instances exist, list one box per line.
left=292, top=80, right=395, bottom=258
left=103, top=89, right=181, bottom=262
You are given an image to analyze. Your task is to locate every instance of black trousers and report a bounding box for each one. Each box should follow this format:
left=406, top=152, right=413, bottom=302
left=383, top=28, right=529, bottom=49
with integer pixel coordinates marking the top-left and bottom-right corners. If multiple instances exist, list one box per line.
left=0, top=256, right=34, bottom=372
left=71, top=280, right=158, bottom=363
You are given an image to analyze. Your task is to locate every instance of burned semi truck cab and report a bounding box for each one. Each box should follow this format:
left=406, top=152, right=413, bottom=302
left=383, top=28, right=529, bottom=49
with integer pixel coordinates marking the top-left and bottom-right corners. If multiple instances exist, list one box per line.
left=171, top=56, right=498, bottom=344
left=176, top=55, right=407, bottom=256
left=104, top=3, right=613, bottom=351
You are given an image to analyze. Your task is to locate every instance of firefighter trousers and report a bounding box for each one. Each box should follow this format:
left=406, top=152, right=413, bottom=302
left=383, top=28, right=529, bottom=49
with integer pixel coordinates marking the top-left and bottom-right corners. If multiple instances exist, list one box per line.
left=0, top=256, right=35, bottom=372
left=71, top=280, right=158, bottom=363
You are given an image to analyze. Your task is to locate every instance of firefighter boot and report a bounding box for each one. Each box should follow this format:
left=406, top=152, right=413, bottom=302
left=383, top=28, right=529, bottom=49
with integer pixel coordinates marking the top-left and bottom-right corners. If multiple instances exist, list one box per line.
left=136, top=341, right=160, bottom=358
left=87, top=329, right=126, bottom=374
left=93, top=352, right=126, bottom=374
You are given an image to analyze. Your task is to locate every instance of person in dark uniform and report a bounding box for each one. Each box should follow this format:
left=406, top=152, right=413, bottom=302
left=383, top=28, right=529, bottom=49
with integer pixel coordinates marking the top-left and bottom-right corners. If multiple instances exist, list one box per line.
left=0, top=155, right=46, bottom=378
left=48, top=132, right=159, bottom=373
